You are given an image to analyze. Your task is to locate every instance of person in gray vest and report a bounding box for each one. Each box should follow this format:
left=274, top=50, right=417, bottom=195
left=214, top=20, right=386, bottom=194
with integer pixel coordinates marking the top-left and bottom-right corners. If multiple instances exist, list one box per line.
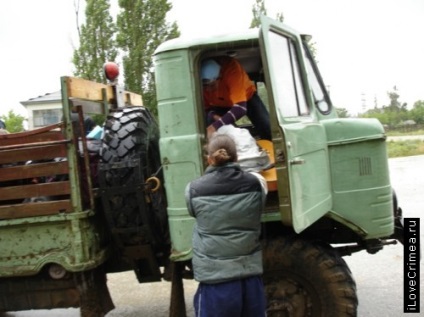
left=185, top=134, right=268, bottom=317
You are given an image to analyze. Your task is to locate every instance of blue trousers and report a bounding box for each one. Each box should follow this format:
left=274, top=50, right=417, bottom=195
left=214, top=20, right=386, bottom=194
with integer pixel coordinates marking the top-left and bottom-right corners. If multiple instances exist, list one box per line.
left=194, top=276, right=266, bottom=317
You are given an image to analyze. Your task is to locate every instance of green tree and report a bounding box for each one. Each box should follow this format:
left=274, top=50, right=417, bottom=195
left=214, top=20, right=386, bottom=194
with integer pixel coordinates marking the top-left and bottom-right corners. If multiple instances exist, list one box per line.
left=0, top=110, right=25, bottom=133
left=335, top=107, right=349, bottom=118
left=250, top=0, right=267, bottom=28
left=276, top=12, right=284, bottom=23
left=410, top=100, right=424, bottom=125
left=385, top=86, right=407, bottom=112
left=248, top=1, right=319, bottom=61
left=361, top=86, right=409, bottom=128
left=116, top=0, right=179, bottom=114
left=250, top=0, right=283, bottom=28
left=73, top=0, right=118, bottom=82
left=384, top=87, right=408, bottom=127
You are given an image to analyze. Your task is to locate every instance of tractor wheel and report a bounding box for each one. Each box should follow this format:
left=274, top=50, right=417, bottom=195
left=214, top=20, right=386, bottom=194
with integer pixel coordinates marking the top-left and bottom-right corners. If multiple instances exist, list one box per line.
left=100, top=106, right=169, bottom=249
left=262, top=237, right=358, bottom=317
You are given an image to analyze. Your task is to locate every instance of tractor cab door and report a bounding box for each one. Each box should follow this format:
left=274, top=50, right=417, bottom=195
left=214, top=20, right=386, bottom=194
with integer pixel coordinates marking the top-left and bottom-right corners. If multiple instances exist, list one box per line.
left=259, top=16, right=332, bottom=233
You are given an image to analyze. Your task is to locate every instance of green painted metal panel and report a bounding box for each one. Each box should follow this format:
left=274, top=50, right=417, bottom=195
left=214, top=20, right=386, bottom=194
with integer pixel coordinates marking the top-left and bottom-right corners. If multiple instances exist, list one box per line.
left=259, top=16, right=332, bottom=233
left=324, top=119, right=393, bottom=238
left=324, top=118, right=386, bottom=145
left=155, top=50, right=203, bottom=259
left=283, top=123, right=332, bottom=232
left=60, top=77, right=84, bottom=213
left=0, top=211, right=108, bottom=277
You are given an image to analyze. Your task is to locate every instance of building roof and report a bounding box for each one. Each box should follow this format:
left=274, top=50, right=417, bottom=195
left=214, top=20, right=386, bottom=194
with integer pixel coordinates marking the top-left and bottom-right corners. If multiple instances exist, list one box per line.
left=20, top=90, right=61, bottom=106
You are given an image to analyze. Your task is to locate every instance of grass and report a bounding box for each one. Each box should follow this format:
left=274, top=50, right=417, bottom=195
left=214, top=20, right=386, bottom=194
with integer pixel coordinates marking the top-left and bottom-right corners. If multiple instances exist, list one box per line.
left=386, top=129, right=424, bottom=136
left=385, top=128, right=424, bottom=158
left=387, top=140, right=424, bottom=158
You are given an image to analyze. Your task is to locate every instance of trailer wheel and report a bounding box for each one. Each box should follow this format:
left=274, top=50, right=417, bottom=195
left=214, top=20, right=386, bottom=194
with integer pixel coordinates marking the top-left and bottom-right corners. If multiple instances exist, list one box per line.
left=262, top=238, right=357, bottom=317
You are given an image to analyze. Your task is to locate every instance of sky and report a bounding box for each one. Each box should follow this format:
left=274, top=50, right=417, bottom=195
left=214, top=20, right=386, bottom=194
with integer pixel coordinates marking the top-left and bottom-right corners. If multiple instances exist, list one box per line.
left=0, top=0, right=423, bottom=118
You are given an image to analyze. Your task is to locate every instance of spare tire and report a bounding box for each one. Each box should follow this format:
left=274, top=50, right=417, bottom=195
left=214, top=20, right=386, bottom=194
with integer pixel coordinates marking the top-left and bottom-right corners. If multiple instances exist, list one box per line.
left=100, top=106, right=169, bottom=251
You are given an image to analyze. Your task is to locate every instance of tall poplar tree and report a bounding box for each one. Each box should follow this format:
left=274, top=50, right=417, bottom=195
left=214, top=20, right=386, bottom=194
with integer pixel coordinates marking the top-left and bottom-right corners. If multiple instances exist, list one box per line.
left=73, top=0, right=118, bottom=82
left=116, top=0, right=179, bottom=114
left=249, top=1, right=317, bottom=61
left=250, top=0, right=283, bottom=28
left=250, top=0, right=268, bottom=28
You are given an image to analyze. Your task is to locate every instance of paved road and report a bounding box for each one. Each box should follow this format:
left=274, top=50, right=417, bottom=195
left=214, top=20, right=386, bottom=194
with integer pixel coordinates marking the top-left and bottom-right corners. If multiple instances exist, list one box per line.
left=387, top=135, right=424, bottom=142
left=3, top=155, right=423, bottom=317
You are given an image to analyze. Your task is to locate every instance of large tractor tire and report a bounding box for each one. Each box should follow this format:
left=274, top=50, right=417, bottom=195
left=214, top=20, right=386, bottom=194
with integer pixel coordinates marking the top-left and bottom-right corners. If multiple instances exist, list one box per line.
left=99, top=106, right=169, bottom=274
left=263, top=237, right=358, bottom=317
left=99, top=107, right=171, bottom=283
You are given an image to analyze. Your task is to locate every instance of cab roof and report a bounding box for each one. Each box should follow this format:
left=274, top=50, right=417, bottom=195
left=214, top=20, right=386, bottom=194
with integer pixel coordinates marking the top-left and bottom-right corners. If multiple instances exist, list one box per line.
left=154, top=28, right=260, bottom=55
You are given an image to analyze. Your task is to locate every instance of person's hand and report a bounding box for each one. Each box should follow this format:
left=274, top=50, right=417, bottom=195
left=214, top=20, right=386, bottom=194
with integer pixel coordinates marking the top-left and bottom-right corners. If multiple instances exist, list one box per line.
left=212, top=114, right=221, bottom=121
left=206, top=125, right=216, bottom=139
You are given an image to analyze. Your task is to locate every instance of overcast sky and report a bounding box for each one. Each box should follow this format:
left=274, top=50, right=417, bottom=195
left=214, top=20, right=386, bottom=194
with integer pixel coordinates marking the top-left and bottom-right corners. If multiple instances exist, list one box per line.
left=0, top=0, right=423, bottom=118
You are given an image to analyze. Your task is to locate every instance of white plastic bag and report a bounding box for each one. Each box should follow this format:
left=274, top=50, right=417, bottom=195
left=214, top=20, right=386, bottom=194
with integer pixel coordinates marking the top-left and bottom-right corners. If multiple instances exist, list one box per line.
left=215, top=125, right=271, bottom=172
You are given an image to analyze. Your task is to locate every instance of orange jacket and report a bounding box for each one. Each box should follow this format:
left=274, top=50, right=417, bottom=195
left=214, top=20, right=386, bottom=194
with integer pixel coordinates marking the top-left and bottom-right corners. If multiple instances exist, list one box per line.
left=203, top=57, right=256, bottom=110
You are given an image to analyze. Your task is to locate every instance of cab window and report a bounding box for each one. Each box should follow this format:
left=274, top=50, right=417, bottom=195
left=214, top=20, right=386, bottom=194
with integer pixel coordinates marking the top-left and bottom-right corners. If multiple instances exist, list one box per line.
left=303, top=44, right=331, bottom=114
left=267, top=31, right=309, bottom=118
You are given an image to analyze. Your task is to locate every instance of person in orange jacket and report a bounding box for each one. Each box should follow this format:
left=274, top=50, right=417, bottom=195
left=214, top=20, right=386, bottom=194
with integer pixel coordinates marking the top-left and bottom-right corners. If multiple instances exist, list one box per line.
left=201, top=57, right=271, bottom=140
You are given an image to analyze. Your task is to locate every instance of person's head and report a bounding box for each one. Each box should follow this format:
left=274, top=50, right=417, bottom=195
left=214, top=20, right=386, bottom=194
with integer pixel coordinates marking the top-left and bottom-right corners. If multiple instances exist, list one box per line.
left=201, top=59, right=221, bottom=85
left=206, top=134, right=238, bottom=166
left=84, top=116, right=95, bottom=134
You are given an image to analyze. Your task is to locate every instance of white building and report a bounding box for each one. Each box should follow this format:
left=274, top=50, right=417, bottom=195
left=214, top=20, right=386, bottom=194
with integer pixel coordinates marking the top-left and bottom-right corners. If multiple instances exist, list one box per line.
left=21, top=91, right=62, bottom=130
